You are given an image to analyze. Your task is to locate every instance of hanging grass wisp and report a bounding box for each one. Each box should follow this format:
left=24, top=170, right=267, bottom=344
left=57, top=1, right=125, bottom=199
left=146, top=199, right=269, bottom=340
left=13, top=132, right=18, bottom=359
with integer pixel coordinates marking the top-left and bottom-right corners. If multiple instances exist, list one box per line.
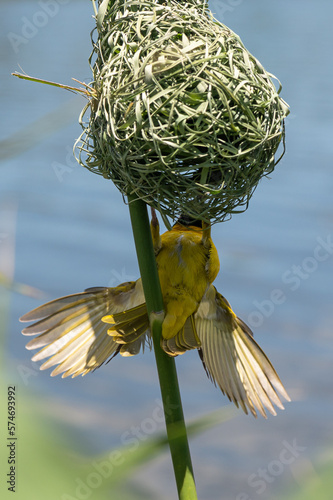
left=75, top=0, right=289, bottom=223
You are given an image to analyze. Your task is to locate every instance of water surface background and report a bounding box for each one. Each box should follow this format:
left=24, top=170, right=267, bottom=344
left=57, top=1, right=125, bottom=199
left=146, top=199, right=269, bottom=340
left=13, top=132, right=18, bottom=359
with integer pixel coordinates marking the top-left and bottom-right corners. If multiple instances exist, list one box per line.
left=1, top=1, right=333, bottom=499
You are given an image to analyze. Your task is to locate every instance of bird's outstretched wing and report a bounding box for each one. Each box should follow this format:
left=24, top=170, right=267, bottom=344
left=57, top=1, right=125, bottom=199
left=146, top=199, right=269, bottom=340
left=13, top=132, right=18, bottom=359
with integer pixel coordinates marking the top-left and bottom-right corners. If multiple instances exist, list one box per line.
left=20, top=281, right=149, bottom=378
left=195, top=285, right=290, bottom=418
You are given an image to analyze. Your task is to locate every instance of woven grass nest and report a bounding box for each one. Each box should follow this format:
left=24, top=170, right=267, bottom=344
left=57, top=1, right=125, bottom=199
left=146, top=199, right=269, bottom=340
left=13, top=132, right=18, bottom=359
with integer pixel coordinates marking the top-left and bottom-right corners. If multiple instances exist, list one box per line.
left=76, top=0, right=289, bottom=223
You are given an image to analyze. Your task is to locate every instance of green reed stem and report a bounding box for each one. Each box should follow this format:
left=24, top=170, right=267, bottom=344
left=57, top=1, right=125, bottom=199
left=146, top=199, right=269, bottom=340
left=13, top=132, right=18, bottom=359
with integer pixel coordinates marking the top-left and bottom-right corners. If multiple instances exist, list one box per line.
left=128, top=195, right=198, bottom=500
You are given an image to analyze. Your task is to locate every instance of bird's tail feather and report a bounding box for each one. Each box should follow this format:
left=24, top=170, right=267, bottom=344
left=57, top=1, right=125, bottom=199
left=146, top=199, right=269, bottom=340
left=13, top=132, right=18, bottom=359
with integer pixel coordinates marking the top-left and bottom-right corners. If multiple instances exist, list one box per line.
left=161, top=315, right=201, bottom=356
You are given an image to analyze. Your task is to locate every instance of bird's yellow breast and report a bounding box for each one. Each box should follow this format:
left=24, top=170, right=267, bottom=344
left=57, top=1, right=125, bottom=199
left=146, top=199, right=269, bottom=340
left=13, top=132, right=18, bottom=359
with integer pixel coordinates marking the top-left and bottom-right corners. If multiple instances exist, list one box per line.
left=156, top=224, right=220, bottom=339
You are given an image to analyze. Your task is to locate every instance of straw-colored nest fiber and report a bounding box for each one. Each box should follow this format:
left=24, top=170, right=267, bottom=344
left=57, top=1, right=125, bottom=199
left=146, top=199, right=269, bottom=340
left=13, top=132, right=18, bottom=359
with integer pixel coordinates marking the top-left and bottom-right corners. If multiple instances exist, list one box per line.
left=75, top=0, right=289, bottom=223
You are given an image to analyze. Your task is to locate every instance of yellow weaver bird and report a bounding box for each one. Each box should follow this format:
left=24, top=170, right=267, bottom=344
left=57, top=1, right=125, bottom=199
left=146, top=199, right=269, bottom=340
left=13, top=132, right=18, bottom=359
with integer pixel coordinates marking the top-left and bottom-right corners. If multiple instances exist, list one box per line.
left=20, top=209, right=290, bottom=418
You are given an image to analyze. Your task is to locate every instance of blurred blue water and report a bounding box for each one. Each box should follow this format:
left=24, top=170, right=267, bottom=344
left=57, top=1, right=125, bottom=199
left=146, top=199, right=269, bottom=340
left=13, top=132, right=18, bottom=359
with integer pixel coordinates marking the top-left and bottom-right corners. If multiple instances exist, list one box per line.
left=1, top=1, right=333, bottom=499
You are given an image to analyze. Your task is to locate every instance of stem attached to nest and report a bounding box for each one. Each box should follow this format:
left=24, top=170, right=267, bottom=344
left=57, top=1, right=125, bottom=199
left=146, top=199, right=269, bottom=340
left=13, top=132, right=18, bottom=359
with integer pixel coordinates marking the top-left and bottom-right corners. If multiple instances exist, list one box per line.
left=128, top=195, right=198, bottom=500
